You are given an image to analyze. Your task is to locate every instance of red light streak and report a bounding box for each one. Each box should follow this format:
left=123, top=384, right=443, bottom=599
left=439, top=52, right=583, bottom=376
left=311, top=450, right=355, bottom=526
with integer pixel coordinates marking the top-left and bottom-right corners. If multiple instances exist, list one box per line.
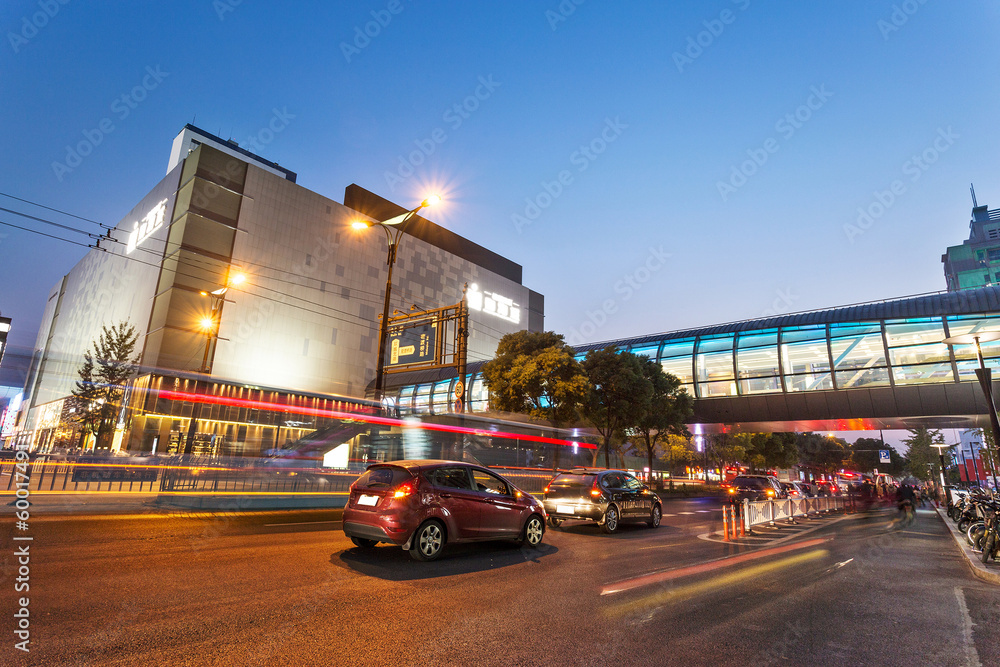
left=155, top=389, right=595, bottom=449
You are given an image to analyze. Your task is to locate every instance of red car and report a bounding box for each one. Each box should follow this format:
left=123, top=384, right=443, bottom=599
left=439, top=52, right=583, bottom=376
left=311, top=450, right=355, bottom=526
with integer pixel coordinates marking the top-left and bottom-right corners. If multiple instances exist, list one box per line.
left=342, top=460, right=546, bottom=561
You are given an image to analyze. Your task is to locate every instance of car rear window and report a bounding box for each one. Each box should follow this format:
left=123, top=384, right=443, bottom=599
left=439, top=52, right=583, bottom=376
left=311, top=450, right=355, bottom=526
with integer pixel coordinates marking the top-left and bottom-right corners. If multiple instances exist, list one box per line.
left=549, top=474, right=595, bottom=489
left=354, top=465, right=411, bottom=490
left=733, top=478, right=766, bottom=489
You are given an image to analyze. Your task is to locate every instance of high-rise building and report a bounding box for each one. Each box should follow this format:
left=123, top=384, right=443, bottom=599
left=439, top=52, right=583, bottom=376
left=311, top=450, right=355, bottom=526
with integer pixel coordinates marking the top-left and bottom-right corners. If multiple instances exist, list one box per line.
left=942, top=186, right=1000, bottom=291
left=18, top=125, right=543, bottom=455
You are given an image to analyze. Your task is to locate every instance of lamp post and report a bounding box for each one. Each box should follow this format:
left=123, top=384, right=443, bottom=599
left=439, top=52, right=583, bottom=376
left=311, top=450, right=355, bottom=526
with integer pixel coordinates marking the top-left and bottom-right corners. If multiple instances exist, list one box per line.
left=351, top=196, right=440, bottom=402
left=184, top=271, right=245, bottom=455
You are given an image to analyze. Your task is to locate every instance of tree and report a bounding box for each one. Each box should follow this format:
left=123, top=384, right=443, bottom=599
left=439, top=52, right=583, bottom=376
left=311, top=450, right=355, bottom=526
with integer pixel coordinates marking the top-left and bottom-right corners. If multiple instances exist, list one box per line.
left=70, top=322, right=140, bottom=449
left=660, top=433, right=696, bottom=474
left=795, top=432, right=848, bottom=475
left=902, top=427, right=944, bottom=481
left=634, top=357, right=693, bottom=477
left=849, top=437, right=905, bottom=476
left=480, top=331, right=588, bottom=425
left=581, top=347, right=651, bottom=468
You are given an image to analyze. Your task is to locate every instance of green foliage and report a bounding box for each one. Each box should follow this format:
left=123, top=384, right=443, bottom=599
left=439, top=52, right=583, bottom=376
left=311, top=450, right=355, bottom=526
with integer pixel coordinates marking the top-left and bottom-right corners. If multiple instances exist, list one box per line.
left=480, top=331, right=588, bottom=425
left=581, top=347, right=651, bottom=468
left=795, top=432, right=849, bottom=474
left=69, top=322, right=140, bottom=449
left=849, top=437, right=905, bottom=476
left=634, top=357, right=693, bottom=474
left=902, top=427, right=944, bottom=481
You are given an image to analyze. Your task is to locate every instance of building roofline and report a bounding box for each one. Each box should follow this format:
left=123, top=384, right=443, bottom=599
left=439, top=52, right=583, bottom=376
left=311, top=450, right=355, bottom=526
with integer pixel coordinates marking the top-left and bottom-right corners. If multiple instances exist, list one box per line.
left=181, top=124, right=297, bottom=182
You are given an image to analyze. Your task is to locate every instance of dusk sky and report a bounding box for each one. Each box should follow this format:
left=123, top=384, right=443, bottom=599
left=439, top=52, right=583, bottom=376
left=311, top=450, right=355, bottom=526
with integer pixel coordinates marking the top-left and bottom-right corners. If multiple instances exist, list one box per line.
left=2, top=1, right=998, bottom=445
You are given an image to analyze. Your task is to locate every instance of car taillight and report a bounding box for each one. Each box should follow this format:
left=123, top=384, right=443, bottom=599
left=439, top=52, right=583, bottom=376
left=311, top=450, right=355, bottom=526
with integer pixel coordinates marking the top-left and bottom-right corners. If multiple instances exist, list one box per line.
left=591, top=478, right=602, bottom=498
left=393, top=480, right=415, bottom=499
left=543, top=484, right=551, bottom=495
left=766, top=489, right=775, bottom=497
left=728, top=488, right=736, bottom=494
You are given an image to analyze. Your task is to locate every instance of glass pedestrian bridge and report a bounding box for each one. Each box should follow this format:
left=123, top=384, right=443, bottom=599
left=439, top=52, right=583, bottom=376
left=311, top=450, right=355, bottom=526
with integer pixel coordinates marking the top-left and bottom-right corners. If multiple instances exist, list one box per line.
left=384, top=286, right=1000, bottom=432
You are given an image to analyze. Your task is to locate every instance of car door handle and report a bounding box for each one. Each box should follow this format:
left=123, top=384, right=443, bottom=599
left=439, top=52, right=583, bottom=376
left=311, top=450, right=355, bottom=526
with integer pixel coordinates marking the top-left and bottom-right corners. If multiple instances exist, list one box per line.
left=439, top=493, right=453, bottom=498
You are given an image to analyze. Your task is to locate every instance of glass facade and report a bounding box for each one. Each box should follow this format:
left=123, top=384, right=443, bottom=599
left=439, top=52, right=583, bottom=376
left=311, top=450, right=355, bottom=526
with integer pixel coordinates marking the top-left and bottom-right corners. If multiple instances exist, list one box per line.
left=387, top=310, right=1000, bottom=415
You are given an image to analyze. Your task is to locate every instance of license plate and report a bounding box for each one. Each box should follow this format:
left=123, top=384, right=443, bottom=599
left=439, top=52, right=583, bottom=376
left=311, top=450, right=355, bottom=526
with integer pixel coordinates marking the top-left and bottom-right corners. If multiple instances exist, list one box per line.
left=357, top=494, right=379, bottom=507
left=556, top=505, right=574, bottom=515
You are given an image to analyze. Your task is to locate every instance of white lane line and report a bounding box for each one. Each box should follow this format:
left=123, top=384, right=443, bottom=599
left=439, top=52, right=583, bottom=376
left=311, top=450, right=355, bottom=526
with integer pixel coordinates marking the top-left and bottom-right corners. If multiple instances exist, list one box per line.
left=954, top=587, right=982, bottom=667
left=678, top=512, right=695, bottom=515
left=663, top=513, right=677, bottom=517
left=695, top=510, right=712, bottom=513
left=264, top=520, right=342, bottom=527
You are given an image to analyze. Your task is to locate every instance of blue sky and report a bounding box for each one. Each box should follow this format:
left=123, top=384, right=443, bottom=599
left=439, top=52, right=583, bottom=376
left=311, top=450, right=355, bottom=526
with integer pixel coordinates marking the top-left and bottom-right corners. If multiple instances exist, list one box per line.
left=2, top=1, right=999, bottom=446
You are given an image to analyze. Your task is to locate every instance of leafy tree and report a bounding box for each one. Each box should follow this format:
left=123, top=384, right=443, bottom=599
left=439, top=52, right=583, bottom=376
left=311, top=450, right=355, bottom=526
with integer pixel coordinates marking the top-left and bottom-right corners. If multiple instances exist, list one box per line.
left=581, top=347, right=651, bottom=468
left=69, top=322, right=140, bottom=449
left=707, top=432, right=749, bottom=475
left=902, top=427, right=944, bottom=481
left=660, top=433, right=696, bottom=474
left=633, top=357, right=693, bottom=477
left=849, top=437, right=905, bottom=476
left=480, top=331, right=588, bottom=425
left=795, top=432, right=848, bottom=474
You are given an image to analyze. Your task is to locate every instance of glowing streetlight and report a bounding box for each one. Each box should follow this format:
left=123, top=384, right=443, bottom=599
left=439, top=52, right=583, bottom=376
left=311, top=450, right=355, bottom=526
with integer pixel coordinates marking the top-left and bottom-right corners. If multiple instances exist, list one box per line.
left=352, top=196, right=442, bottom=401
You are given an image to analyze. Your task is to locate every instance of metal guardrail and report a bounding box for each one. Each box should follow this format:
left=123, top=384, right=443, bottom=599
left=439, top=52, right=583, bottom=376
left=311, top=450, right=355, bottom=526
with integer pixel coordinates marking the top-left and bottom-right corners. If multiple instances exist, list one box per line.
left=0, top=460, right=161, bottom=493
left=742, top=495, right=845, bottom=531
left=158, top=467, right=357, bottom=494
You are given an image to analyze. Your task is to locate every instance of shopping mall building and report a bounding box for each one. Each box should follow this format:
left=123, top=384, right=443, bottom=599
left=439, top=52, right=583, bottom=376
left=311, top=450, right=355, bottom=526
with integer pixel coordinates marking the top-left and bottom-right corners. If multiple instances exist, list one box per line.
left=17, top=125, right=544, bottom=456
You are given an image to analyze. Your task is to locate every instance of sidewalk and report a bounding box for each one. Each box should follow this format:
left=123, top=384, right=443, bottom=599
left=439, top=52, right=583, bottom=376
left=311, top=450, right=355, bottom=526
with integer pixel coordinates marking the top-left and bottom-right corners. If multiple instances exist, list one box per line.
left=1, top=490, right=348, bottom=516
left=934, top=504, right=1000, bottom=585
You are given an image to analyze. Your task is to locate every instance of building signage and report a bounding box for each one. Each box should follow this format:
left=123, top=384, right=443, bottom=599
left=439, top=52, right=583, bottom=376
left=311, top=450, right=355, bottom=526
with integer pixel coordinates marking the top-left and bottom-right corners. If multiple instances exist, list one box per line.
left=388, top=323, right=437, bottom=367
left=126, top=199, right=168, bottom=254
left=467, top=283, right=520, bottom=324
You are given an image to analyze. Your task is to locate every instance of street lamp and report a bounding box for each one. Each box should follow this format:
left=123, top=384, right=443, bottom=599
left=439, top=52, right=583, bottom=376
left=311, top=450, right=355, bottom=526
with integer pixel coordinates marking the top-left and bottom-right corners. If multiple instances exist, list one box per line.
left=184, top=270, right=244, bottom=456
left=351, top=196, right=441, bottom=401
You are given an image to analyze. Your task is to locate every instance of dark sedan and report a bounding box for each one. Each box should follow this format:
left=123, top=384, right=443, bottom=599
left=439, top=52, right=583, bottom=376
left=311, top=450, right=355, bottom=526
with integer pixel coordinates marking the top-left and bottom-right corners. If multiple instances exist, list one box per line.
left=541, top=469, right=662, bottom=534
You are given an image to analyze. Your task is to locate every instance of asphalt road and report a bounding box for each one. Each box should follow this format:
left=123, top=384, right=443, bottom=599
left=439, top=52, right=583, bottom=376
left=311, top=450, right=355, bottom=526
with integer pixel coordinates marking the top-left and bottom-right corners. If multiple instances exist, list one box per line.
left=0, top=498, right=996, bottom=666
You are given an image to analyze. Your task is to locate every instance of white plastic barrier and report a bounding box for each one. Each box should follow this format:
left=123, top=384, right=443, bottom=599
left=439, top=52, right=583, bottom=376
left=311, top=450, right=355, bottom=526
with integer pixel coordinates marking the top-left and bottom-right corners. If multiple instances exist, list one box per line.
left=742, top=495, right=844, bottom=531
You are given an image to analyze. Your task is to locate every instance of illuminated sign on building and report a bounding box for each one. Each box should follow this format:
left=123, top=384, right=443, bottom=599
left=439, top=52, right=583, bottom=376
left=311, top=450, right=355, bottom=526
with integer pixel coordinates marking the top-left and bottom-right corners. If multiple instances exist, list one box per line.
left=467, top=283, right=520, bottom=324
left=388, top=323, right=437, bottom=367
left=126, top=199, right=168, bottom=254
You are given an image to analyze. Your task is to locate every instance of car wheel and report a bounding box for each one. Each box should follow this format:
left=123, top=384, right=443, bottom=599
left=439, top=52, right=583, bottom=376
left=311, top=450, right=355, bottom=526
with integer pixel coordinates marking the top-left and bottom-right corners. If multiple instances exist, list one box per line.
left=648, top=504, right=661, bottom=528
left=601, top=505, right=620, bottom=534
left=409, top=520, right=446, bottom=562
left=981, top=533, right=995, bottom=564
left=520, top=515, right=544, bottom=547
left=547, top=516, right=563, bottom=529
left=351, top=537, right=378, bottom=549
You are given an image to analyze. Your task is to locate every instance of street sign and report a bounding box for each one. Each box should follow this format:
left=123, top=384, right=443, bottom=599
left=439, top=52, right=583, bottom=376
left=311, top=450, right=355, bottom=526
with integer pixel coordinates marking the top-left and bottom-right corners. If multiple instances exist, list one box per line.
left=387, top=323, right=437, bottom=367
left=879, top=450, right=890, bottom=464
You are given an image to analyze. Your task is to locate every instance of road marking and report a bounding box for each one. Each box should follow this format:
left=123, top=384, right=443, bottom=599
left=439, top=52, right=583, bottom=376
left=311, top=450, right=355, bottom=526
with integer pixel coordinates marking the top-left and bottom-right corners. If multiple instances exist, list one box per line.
left=639, top=544, right=678, bottom=550
left=696, top=510, right=712, bottom=513
left=954, top=587, right=983, bottom=667
left=678, top=512, right=695, bottom=515
left=264, top=520, right=342, bottom=527
left=662, top=513, right=676, bottom=517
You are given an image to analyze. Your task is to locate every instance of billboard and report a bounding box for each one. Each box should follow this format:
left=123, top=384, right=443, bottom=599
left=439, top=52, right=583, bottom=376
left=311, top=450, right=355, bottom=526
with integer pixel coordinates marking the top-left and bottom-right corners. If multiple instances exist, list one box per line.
left=387, top=323, right=438, bottom=367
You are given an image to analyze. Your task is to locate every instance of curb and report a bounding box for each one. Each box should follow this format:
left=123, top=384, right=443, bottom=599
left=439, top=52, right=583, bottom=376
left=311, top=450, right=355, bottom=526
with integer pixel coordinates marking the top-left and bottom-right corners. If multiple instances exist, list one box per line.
left=934, top=505, right=1000, bottom=586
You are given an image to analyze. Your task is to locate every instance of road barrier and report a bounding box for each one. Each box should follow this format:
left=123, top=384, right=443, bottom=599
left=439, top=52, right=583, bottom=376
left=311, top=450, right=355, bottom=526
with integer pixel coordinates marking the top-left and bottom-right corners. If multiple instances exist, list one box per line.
left=723, top=495, right=845, bottom=539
